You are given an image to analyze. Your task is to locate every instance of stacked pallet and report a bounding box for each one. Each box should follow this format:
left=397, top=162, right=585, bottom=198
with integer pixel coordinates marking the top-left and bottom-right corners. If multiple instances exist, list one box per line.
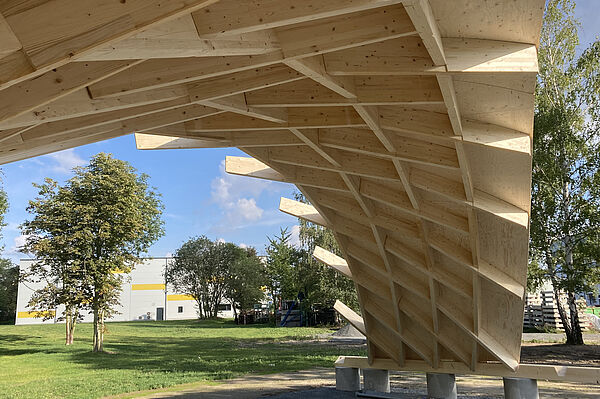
left=524, top=291, right=587, bottom=331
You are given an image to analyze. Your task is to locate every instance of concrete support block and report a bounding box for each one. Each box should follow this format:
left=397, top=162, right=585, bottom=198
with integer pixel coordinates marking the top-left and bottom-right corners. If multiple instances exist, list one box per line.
left=335, top=366, right=360, bottom=392
left=503, top=377, right=539, bottom=399
left=426, top=373, right=457, bottom=399
left=363, top=368, right=390, bottom=393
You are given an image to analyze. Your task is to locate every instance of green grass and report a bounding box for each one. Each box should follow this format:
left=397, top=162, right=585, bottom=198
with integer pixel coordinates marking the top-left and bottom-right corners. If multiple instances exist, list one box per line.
left=585, top=307, right=600, bottom=316
left=0, top=319, right=365, bottom=399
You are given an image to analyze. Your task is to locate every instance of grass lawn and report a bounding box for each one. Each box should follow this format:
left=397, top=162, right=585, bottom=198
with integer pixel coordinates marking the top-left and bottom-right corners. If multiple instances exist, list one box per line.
left=0, top=319, right=365, bottom=399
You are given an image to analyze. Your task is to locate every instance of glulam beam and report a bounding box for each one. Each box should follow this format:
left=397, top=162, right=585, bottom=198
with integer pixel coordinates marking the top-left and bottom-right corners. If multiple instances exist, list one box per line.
left=313, top=246, right=352, bottom=278
left=279, top=197, right=327, bottom=226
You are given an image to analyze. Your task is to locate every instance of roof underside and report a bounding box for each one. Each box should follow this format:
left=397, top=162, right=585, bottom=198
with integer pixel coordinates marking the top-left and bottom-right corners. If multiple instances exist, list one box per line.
left=0, top=0, right=544, bottom=372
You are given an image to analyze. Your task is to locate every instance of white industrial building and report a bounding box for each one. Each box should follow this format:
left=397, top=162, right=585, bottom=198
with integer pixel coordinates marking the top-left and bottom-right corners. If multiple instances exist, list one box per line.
left=15, top=257, right=234, bottom=325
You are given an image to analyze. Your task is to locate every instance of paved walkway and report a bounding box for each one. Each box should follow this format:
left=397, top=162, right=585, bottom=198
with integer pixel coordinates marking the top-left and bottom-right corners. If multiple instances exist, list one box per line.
left=108, top=368, right=600, bottom=399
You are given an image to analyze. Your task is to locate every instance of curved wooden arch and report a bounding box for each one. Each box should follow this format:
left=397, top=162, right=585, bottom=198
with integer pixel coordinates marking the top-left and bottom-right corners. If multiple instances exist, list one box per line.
left=0, top=0, right=544, bottom=372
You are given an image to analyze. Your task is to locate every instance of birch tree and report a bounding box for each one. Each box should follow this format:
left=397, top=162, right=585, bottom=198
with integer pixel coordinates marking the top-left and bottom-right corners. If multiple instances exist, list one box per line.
left=529, top=0, right=600, bottom=344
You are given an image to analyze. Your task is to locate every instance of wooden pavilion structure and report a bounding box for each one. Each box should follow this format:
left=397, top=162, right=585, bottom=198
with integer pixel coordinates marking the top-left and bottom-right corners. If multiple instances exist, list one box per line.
left=0, top=0, right=548, bottom=374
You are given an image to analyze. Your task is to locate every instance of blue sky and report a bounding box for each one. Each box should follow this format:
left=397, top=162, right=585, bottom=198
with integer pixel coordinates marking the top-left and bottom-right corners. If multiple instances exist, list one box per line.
left=1, top=0, right=599, bottom=263
left=0, top=135, right=298, bottom=261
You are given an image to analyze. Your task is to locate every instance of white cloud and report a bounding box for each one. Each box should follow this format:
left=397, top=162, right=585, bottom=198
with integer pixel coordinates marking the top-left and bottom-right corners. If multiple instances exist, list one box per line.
left=209, top=160, right=285, bottom=232
left=164, top=212, right=183, bottom=220
left=4, top=234, right=33, bottom=261
left=289, top=225, right=301, bottom=248
left=239, top=243, right=249, bottom=249
left=236, top=198, right=263, bottom=221
left=4, top=221, right=20, bottom=233
left=13, top=234, right=28, bottom=249
left=46, top=149, right=86, bottom=174
left=216, top=237, right=226, bottom=244
left=210, top=160, right=275, bottom=204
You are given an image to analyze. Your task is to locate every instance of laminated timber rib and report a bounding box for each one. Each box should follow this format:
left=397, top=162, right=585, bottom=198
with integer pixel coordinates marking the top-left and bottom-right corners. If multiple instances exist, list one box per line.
left=0, top=0, right=544, bottom=372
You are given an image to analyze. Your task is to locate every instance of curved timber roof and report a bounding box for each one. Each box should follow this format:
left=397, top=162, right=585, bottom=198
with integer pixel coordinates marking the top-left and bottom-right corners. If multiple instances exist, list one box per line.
left=0, top=0, right=544, bottom=372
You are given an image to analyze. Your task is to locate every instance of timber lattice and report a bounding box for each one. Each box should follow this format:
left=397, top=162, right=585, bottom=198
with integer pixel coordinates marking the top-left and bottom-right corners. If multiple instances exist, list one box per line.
left=0, top=0, right=546, bottom=373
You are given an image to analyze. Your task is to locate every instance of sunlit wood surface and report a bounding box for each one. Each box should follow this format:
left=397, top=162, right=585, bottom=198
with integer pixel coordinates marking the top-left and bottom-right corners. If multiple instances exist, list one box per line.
left=0, top=0, right=544, bottom=372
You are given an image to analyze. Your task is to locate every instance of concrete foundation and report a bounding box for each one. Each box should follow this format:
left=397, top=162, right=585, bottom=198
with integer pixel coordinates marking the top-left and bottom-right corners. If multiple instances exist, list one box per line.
left=335, top=367, right=360, bottom=392
left=362, top=368, right=390, bottom=393
left=503, top=377, right=539, bottom=399
left=426, top=373, right=457, bottom=399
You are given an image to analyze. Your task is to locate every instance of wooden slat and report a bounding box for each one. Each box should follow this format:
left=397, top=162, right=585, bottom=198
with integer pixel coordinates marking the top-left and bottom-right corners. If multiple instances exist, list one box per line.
left=313, top=246, right=352, bottom=278
left=0, top=12, right=21, bottom=58
left=88, top=52, right=284, bottom=99
left=193, top=0, right=404, bottom=37
left=0, top=0, right=541, bottom=374
left=187, top=65, right=304, bottom=102
left=334, top=300, right=366, bottom=335
left=276, top=4, right=417, bottom=59
left=279, top=197, right=328, bottom=226
left=0, top=60, right=139, bottom=123
left=0, top=0, right=219, bottom=87
left=79, top=16, right=278, bottom=61
left=443, top=38, right=538, bottom=73
left=284, top=56, right=356, bottom=99
left=403, top=0, right=445, bottom=65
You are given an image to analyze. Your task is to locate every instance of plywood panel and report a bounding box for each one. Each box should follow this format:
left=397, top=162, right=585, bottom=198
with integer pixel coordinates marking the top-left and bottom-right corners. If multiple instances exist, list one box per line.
left=0, top=0, right=542, bottom=373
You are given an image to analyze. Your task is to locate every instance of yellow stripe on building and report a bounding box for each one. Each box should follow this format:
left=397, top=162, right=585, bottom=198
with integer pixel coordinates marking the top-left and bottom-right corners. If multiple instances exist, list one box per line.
left=167, top=294, right=195, bottom=301
left=17, top=310, right=55, bottom=319
left=131, top=283, right=165, bottom=291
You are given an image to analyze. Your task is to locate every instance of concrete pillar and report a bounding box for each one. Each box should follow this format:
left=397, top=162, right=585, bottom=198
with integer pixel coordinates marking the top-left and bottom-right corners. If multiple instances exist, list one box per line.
left=503, top=377, right=539, bottom=399
left=426, top=373, right=457, bottom=399
left=363, top=368, right=390, bottom=393
left=335, top=367, right=360, bottom=392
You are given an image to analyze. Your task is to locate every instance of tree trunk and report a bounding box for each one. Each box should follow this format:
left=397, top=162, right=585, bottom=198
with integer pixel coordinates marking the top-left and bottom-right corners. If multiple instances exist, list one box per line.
left=553, top=286, right=572, bottom=339
left=69, top=317, right=76, bottom=345
left=567, top=292, right=584, bottom=345
left=65, top=308, right=77, bottom=345
left=65, top=312, right=72, bottom=345
left=558, top=177, right=584, bottom=345
left=93, top=308, right=104, bottom=352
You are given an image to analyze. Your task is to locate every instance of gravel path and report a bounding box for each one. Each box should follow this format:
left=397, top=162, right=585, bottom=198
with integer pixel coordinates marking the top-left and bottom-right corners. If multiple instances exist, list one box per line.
left=114, top=368, right=600, bottom=399
left=522, top=333, right=600, bottom=343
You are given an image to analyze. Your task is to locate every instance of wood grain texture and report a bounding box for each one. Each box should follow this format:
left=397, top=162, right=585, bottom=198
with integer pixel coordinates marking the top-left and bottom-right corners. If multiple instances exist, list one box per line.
left=0, top=0, right=544, bottom=375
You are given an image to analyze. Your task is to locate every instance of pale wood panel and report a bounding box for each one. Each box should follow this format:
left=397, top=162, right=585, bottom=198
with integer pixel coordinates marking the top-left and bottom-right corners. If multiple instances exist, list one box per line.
left=0, top=0, right=219, bottom=88
left=193, top=0, right=404, bottom=37
left=429, top=0, right=545, bottom=45
left=0, top=0, right=543, bottom=375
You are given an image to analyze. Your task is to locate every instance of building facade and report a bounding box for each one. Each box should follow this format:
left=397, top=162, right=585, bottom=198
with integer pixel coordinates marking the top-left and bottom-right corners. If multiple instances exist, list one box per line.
left=15, top=258, right=234, bottom=325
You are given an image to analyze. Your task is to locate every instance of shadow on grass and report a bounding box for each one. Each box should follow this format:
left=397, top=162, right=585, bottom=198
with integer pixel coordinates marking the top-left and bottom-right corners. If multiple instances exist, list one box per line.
left=119, top=319, right=239, bottom=329
left=66, top=334, right=364, bottom=380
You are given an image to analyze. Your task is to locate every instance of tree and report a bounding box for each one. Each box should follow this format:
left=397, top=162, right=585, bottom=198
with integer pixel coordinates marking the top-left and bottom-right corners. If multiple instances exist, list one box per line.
left=0, top=173, right=7, bottom=239
left=0, top=259, right=18, bottom=322
left=264, top=217, right=359, bottom=323
left=167, top=236, right=229, bottom=319
left=224, top=246, right=266, bottom=319
left=0, top=175, right=15, bottom=323
left=294, top=192, right=359, bottom=311
left=529, top=0, right=600, bottom=344
left=22, top=153, right=164, bottom=351
left=264, top=228, right=304, bottom=313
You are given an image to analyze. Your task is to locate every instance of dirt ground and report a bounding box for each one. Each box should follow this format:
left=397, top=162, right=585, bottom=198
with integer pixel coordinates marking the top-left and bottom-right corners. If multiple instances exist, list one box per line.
left=521, top=342, right=600, bottom=367
left=109, top=367, right=600, bottom=399
left=282, top=337, right=600, bottom=368
left=108, top=336, right=600, bottom=398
